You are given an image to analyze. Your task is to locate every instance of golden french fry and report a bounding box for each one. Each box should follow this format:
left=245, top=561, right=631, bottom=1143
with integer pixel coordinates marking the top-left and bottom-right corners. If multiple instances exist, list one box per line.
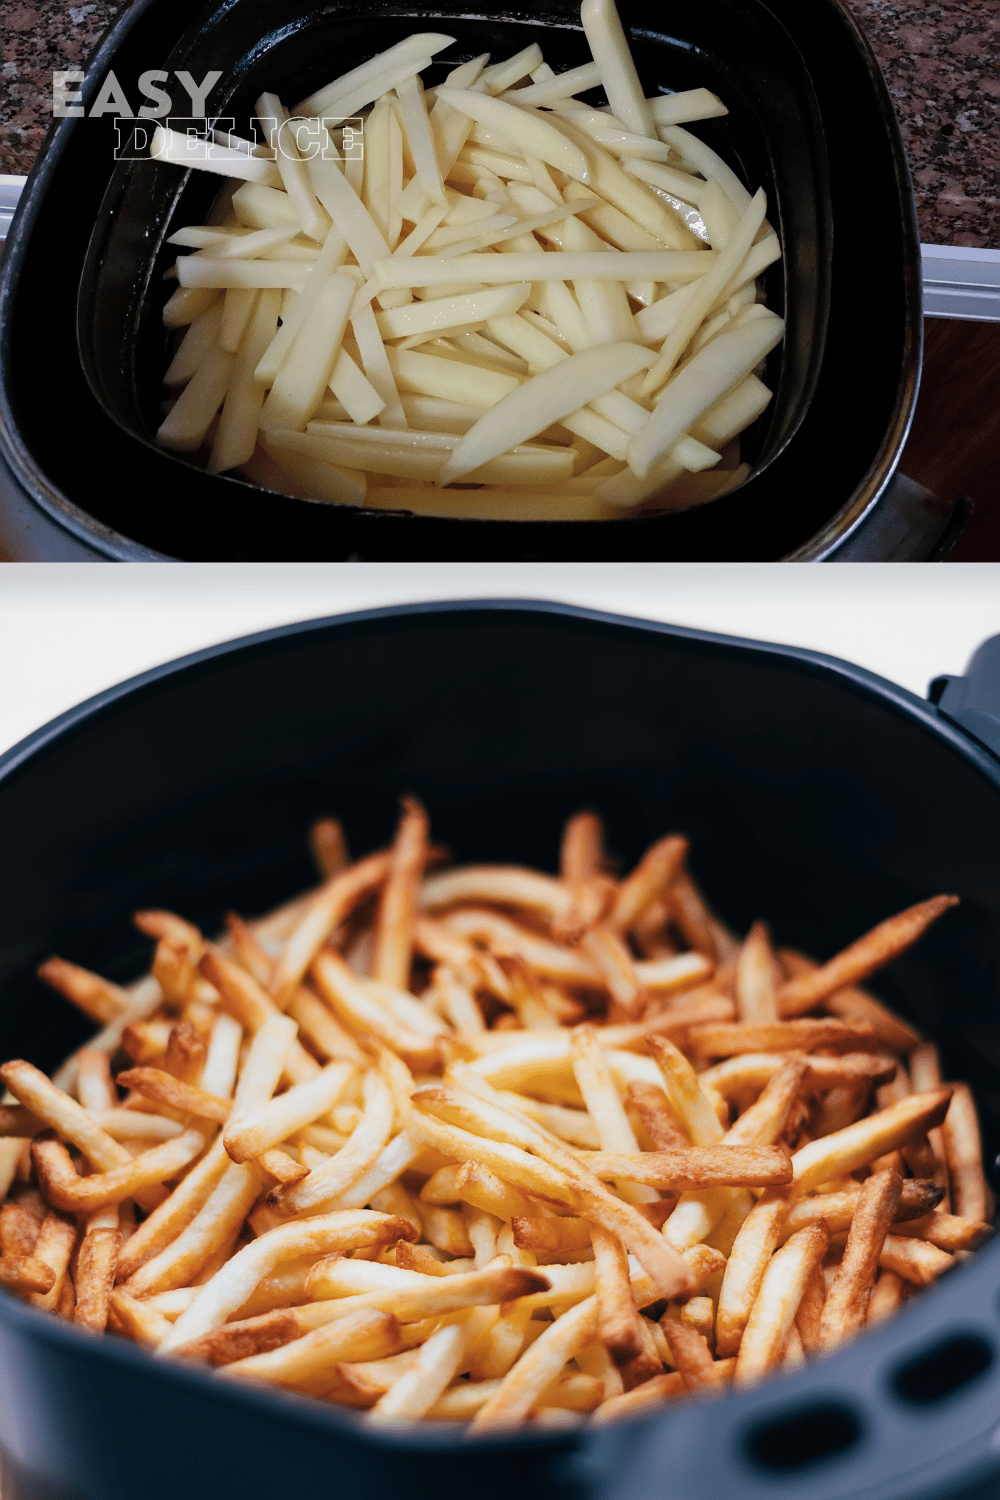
left=819, top=1170, right=902, bottom=1348
left=32, top=1128, right=205, bottom=1213
left=116, top=1068, right=232, bottom=1123
left=700, top=1050, right=895, bottom=1097
left=268, top=1068, right=395, bottom=1215
left=0, top=1253, right=57, bottom=1295
left=109, top=1288, right=175, bottom=1346
left=576, top=1144, right=792, bottom=1190
left=878, top=1234, right=955, bottom=1286
left=199, top=950, right=320, bottom=1085
left=513, top=1217, right=592, bottom=1254
left=159, top=1210, right=417, bottom=1353
left=592, top=1224, right=646, bottom=1366
left=645, top=1036, right=722, bottom=1145
left=268, top=851, right=393, bottom=1007
left=688, top=1019, right=877, bottom=1058
left=660, top=1319, right=717, bottom=1389
left=734, top=1222, right=829, bottom=1384
left=172, top=1308, right=304, bottom=1365
left=735, top=923, right=778, bottom=1024
left=455, top=1161, right=534, bottom=1220
left=570, top=1024, right=658, bottom=1205
left=370, top=1307, right=497, bottom=1421
left=471, top=1293, right=598, bottom=1430
left=715, top=1188, right=790, bottom=1357
left=115, top=1134, right=232, bottom=1283
left=609, top=836, right=688, bottom=937
left=579, top=924, right=647, bottom=1018
left=223, top=1059, right=354, bottom=1163
left=73, top=1227, right=122, bottom=1332
left=626, top=1081, right=689, bottom=1150
left=776, top=897, right=959, bottom=1017
left=794, top=1264, right=825, bottom=1352
left=784, top=1178, right=943, bottom=1240
left=893, top=1209, right=991, bottom=1252
left=722, top=1059, right=808, bottom=1147
left=560, top=812, right=604, bottom=885
left=75, top=1048, right=117, bottom=1111
left=123, top=1160, right=262, bottom=1297
left=372, top=797, right=430, bottom=991
left=221, top=1307, right=403, bottom=1392
left=311, top=951, right=442, bottom=1069
left=791, top=1089, right=952, bottom=1195
left=310, top=818, right=350, bottom=879
left=27, top=1209, right=78, bottom=1314
left=941, top=1082, right=987, bottom=1223
left=867, top=1270, right=905, bottom=1325
left=36, top=958, right=129, bottom=1026
left=304, top=1259, right=549, bottom=1323
left=592, top=1368, right=689, bottom=1423
left=164, top=1021, right=206, bottom=1084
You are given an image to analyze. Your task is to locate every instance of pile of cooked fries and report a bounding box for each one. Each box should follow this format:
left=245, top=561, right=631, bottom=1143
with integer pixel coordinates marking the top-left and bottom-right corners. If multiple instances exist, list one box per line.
left=152, top=0, right=782, bottom=520
left=0, top=802, right=991, bottom=1428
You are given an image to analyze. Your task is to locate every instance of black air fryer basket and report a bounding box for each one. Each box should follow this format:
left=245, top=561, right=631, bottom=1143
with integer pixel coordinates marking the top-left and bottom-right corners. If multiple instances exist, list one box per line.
left=2, top=600, right=1000, bottom=1500
left=0, top=0, right=922, bottom=559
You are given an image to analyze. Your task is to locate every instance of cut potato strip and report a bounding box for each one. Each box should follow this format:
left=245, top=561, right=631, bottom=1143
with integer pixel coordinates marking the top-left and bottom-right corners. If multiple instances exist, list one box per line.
left=580, top=0, right=654, bottom=137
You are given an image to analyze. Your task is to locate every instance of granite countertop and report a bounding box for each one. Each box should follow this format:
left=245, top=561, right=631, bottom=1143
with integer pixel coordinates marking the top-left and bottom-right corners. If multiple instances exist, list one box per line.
left=0, top=0, right=997, bottom=248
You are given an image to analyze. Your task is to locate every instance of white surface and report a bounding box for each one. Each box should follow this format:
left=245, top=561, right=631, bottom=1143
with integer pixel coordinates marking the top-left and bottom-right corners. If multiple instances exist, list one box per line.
left=2, top=564, right=1000, bottom=758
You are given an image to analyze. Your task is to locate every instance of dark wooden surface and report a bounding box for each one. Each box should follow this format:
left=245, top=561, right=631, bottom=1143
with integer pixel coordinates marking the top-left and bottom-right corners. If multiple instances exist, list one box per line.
left=899, top=318, right=1000, bottom=561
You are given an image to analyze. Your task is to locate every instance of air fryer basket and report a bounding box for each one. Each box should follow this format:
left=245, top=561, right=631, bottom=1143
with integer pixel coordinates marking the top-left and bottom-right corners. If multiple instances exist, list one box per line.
left=0, top=0, right=920, bottom=558
left=3, top=600, right=998, bottom=1500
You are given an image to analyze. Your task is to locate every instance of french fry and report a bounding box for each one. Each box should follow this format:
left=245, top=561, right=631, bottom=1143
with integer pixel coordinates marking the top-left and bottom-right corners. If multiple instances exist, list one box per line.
left=267, top=852, right=393, bottom=1006
left=715, top=1188, right=790, bottom=1357
left=75, top=1049, right=117, bottom=1112
left=867, top=1270, right=905, bottom=1325
left=878, top=1234, right=955, bottom=1286
left=791, top=1090, right=953, bottom=1196
left=734, top=1222, right=829, bottom=1384
left=608, top=836, right=688, bottom=936
left=687, top=1019, right=877, bottom=1058
left=267, top=1068, right=395, bottom=1215
left=36, top=959, right=130, bottom=1026
left=198, top=951, right=320, bottom=1084
left=794, top=1265, right=825, bottom=1353
left=28, top=1209, right=78, bottom=1314
left=721, top=1059, right=809, bottom=1147
left=776, top=897, right=959, bottom=1017
left=221, top=1307, right=403, bottom=1392
left=31, top=1129, right=205, bottom=1213
left=370, top=1307, right=497, bottom=1421
left=578, top=925, right=648, bottom=1019
left=223, top=1060, right=354, bottom=1163
left=735, top=924, right=778, bottom=1024
left=893, top=1209, right=991, bottom=1252
left=940, top=1083, right=987, bottom=1223
left=471, top=1293, right=599, bottom=1430
left=304, top=1260, right=549, bottom=1325
left=592, top=1224, right=647, bottom=1365
left=560, top=811, right=604, bottom=885
left=310, top=951, right=442, bottom=1069
left=172, top=1308, right=303, bottom=1365
left=115, top=1134, right=232, bottom=1283
left=570, top=1025, right=658, bottom=1205
left=371, top=798, right=431, bottom=991
left=660, top=1319, right=718, bottom=1389
left=784, top=1178, right=943, bottom=1240
left=123, top=1160, right=262, bottom=1297
left=73, top=1226, right=121, bottom=1332
left=700, top=1051, right=895, bottom=1097
left=116, top=1068, right=232, bottom=1124
left=819, top=1170, right=902, bottom=1348
left=159, top=1210, right=417, bottom=1353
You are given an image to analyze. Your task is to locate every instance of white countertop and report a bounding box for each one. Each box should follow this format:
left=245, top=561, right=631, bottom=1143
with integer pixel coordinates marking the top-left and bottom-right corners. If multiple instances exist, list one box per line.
left=2, top=564, right=999, bottom=759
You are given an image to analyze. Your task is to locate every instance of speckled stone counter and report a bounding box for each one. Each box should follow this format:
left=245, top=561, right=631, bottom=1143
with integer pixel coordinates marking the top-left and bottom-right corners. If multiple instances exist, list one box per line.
left=1, top=0, right=997, bottom=246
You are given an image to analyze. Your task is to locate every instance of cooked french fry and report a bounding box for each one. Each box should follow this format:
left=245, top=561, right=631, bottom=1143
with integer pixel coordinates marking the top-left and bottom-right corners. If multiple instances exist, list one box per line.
left=471, top=1293, right=598, bottom=1430
left=776, top=897, right=959, bottom=1017
left=268, top=1068, right=395, bottom=1215
left=819, top=1170, right=902, bottom=1348
left=734, top=1222, right=829, bottom=1384
left=791, top=1090, right=953, bottom=1195
left=267, top=851, right=392, bottom=1007
left=36, top=959, right=130, bottom=1026
left=700, top=1051, right=895, bottom=1097
left=223, top=1059, right=354, bottom=1163
left=941, top=1082, right=987, bottom=1222
left=221, top=1307, right=403, bottom=1392
left=570, top=1025, right=658, bottom=1205
left=31, top=1129, right=205, bottom=1213
left=591, top=1224, right=647, bottom=1365
left=372, top=798, right=430, bottom=990
left=878, top=1234, right=955, bottom=1286
left=73, top=1226, right=121, bottom=1332
left=28, top=1209, right=78, bottom=1314
left=716, top=1188, right=790, bottom=1357
left=867, top=1270, right=905, bottom=1325
left=735, top=924, right=778, bottom=1024
left=688, top=1019, right=877, bottom=1058
left=721, top=1059, right=808, bottom=1147
left=894, top=1209, right=991, bottom=1252
left=116, top=1068, right=232, bottom=1123
left=115, top=1134, right=232, bottom=1283
left=198, top=951, right=320, bottom=1085
left=123, top=1160, right=262, bottom=1297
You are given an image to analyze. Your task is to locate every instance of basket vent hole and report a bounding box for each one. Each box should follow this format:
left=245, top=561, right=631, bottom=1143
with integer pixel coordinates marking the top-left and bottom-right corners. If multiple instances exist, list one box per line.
left=742, top=1402, right=863, bottom=1472
left=891, top=1333, right=994, bottom=1406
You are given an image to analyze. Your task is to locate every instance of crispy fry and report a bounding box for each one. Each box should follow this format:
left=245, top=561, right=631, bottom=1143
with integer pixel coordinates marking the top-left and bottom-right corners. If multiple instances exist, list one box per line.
left=894, top=1209, right=991, bottom=1252
left=31, top=1128, right=205, bottom=1213
left=73, top=1226, right=121, bottom=1332
left=173, top=1308, right=303, bottom=1365
left=627, top=1081, right=689, bottom=1150
left=310, top=818, right=350, bottom=879
left=878, top=1234, right=954, bottom=1286
left=311, top=950, right=442, bottom=1069
left=76, top=1048, right=117, bottom=1111
left=304, top=1259, right=549, bottom=1324
left=109, top=1287, right=174, bottom=1346
left=28, top=1209, right=78, bottom=1314
left=224, top=1060, right=354, bottom=1163
left=941, top=1082, right=987, bottom=1222
left=471, top=1293, right=598, bottom=1430
left=867, top=1270, right=905, bottom=1325
left=372, top=798, right=430, bottom=991
left=819, top=1169, right=902, bottom=1348
left=569, top=1145, right=792, bottom=1189
left=570, top=1024, right=658, bottom=1205
left=776, top=897, right=959, bottom=1017
left=722, top=1059, right=808, bottom=1147
left=734, top=1222, right=829, bottom=1384
left=268, top=851, right=393, bottom=1007
left=560, top=812, right=604, bottom=885
left=37, top=958, right=129, bottom=1026
left=688, top=1019, right=877, bottom=1057
left=791, top=1089, right=952, bottom=1195
left=735, top=923, right=778, bottom=1024
left=592, top=1369, right=690, bottom=1423
left=592, top=1224, right=646, bottom=1365
left=660, top=1319, right=717, bottom=1389
left=199, top=951, right=320, bottom=1085
left=115, top=1134, right=232, bottom=1283
left=123, top=1160, right=261, bottom=1297
left=609, top=836, right=688, bottom=937
left=579, top=924, right=647, bottom=1018
left=784, top=1178, right=944, bottom=1239
left=646, top=1036, right=723, bottom=1145
left=0, top=1253, right=56, bottom=1294
left=221, top=1307, right=403, bottom=1392
left=371, top=1307, right=496, bottom=1421
left=268, top=1068, right=395, bottom=1215
left=455, top=1161, right=534, bottom=1220
left=116, top=1068, right=232, bottom=1123
left=794, top=1265, right=825, bottom=1353
left=716, top=1188, right=790, bottom=1356
left=700, top=1051, right=895, bottom=1097
left=513, top=1217, right=592, bottom=1254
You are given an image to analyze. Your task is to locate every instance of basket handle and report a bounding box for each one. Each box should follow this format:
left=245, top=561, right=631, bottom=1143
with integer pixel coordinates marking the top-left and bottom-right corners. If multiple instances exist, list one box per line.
left=930, top=633, right=1000, bottom=759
